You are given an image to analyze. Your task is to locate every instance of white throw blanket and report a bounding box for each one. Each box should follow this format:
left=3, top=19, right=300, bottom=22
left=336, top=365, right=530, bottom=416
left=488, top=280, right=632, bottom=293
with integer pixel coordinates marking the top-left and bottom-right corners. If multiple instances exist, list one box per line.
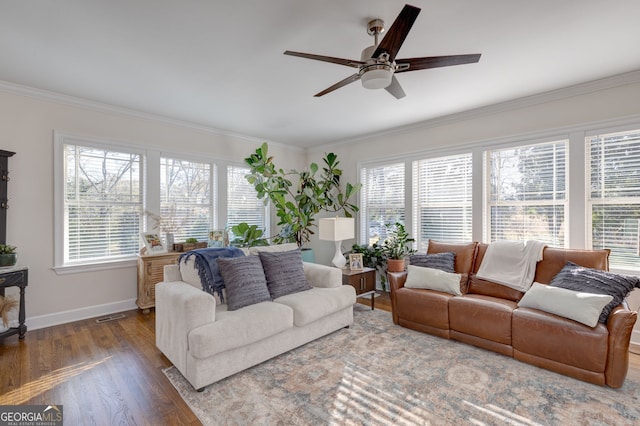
left=476, top=240, right=546, bottom=292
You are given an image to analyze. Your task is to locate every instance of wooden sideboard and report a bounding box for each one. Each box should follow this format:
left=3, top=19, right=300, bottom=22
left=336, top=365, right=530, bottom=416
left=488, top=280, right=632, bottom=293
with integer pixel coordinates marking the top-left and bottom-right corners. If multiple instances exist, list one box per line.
left=136, top=252, right=181, bottom=313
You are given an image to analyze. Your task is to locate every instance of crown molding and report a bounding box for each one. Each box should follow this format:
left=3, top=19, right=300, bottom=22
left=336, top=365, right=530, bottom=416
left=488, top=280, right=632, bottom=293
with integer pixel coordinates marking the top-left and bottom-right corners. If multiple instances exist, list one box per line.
left=313, top=69, right=640, bottom=152
left=0, top=80, right=301, bottom=152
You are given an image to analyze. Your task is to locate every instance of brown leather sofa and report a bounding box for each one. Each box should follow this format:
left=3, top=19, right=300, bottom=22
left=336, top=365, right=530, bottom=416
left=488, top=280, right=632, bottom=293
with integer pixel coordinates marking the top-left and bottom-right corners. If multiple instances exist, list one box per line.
left=388, top=240, right=638, bottom=388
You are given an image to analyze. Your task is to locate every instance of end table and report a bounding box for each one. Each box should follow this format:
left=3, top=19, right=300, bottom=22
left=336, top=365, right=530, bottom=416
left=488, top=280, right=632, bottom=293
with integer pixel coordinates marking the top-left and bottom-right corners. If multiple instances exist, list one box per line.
left=342, top=267, right=377, bottom=310
left=0, top=265, right=28, bottom=340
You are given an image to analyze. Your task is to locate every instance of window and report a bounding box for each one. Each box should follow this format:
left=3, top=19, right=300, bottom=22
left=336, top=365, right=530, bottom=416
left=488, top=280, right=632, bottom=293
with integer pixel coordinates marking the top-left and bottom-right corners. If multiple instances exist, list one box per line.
left=587, top=129, right=640, bottom=270
left=227, top=165, right=268, bottom=232
left=412, top=153, right=472, bottom=251
left=63, top=143, right=142, bottom=264
left=485, top=140, right=567, bottom=246
left=359, top=163, right=405, bottom=245
left=160, top=157, right=215, bottom=242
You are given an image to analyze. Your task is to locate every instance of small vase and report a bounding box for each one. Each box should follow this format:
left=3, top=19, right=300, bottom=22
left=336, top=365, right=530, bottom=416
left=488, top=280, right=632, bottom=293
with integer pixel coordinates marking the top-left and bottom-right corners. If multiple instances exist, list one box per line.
left=0, top=253, right=17, bottom=267
left=165, top=233, right=175, bottom=251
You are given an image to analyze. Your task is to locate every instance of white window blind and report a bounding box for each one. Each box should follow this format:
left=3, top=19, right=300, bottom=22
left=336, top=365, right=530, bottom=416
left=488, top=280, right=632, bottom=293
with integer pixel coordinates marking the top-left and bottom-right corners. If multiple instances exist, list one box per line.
left=64, top=144, right=142, bottom=263
left=160, top=157, right=214, bottom=242
left=359, top=162, right=405, bottom=246
left=412, top=153, right=472, bottom=251
left=587, top=129, right=640, bottom=270
left=486, top=140, right=567, bottom=246
left=227, top=165, right=268, bottom=232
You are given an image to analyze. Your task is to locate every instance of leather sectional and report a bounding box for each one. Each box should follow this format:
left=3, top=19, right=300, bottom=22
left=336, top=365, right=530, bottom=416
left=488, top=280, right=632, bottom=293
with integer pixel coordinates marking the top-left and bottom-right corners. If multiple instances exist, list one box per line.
left=388, top=240, right=638, bottom=387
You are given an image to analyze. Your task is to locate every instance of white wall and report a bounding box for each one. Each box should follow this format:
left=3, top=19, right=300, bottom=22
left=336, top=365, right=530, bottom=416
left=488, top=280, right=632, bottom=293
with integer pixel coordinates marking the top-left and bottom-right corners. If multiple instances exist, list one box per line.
left=0, top=88, right=305, bottom=328
left=308, top=75, right=640, bottom=344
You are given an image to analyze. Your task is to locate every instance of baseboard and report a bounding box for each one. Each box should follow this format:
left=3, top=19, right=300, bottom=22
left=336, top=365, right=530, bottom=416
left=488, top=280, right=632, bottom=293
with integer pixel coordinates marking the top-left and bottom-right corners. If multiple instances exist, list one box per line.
left=630, top=330, right=640, bottom=355
left=26, top=299, right=138, bottom=331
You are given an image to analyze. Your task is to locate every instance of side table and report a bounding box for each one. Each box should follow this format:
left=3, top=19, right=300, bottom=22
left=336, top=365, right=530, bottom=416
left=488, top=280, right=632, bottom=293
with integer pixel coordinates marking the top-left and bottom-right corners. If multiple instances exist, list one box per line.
left=137, top=252, right=181, bottom=313
left=0, top=265, right=28, bottom=340
left=342, top=267, right=377, bottom=310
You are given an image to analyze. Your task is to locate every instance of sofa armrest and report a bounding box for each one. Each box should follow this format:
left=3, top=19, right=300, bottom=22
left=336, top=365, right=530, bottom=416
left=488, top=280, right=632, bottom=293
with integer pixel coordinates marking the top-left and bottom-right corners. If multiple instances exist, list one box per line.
left=155, top=281, right=217, bottom=373
left=303, top=262, right=342, bottom=288
left=388, top=271, right=408, bottom=325
left=605, top=304, right=638, bottom=388
left=164, top=264, right=182, bottom=282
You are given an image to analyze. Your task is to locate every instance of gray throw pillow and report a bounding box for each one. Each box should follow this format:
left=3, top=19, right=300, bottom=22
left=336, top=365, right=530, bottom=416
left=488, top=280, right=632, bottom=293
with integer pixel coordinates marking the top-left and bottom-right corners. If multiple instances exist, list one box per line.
left=550, top=261, right=640, bottom=323
left=218, top=256, right=271, bottom=311
left=409, top=252, right=455, bottom=273
left=259, top=249, right=312, bottom=299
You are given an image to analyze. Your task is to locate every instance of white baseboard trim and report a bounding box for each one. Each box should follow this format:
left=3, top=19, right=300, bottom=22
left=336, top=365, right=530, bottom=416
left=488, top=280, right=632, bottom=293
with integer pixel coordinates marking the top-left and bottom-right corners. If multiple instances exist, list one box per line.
left=26, top=299, right=138, bottom=331
left=630, top=330, right=640, bottom=355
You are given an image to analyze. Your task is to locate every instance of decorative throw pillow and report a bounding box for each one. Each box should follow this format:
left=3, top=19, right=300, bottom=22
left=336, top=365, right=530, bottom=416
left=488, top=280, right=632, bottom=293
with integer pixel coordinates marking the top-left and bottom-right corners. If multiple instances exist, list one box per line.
left=217, top=256, right=271, bottom=311
left=518, top=282, right=613, bottom=327
left=550, top=262, right=640, bottom=323
left=259, top=249, right=312, bottom=299
left=404, top=265, right=462, bottom=295
left=409, top=252, right=455, bottom=273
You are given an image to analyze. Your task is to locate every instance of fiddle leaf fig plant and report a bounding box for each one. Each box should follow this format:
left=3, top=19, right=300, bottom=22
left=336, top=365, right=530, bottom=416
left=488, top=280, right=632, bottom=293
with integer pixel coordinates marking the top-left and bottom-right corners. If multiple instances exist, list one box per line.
left=245, top=143, right=361, bottom=247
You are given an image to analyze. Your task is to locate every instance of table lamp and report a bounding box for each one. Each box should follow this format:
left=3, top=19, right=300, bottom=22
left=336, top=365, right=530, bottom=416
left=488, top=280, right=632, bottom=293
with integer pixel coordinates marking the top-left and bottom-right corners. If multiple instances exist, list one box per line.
left=319, top=217, right=355, bottom=268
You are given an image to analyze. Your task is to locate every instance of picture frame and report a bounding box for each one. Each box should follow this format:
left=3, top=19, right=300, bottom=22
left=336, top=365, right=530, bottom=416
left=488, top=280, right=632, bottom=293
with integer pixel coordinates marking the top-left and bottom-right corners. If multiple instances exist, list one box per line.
left=349, top=253, right=364, bottom=271
left=208, top=229, right=228, bottom=248
left=140, top=232, right=166, bottom=253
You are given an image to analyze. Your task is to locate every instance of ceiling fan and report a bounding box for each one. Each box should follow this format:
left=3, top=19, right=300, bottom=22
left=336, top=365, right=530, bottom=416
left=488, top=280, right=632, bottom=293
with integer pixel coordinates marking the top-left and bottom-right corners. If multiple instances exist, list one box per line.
left=284, top=4, right=481, bottom=99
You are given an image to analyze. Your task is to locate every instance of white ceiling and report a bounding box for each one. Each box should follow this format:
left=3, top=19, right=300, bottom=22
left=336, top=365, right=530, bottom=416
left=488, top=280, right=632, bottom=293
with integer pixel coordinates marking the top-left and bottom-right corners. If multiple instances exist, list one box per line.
left=1, top=1, right=639, bottom=148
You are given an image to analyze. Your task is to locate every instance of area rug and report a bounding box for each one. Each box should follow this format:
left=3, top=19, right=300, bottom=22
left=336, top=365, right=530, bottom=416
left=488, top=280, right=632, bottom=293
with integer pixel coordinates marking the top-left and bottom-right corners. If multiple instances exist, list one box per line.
left=163, top=305, right=640, bottom=425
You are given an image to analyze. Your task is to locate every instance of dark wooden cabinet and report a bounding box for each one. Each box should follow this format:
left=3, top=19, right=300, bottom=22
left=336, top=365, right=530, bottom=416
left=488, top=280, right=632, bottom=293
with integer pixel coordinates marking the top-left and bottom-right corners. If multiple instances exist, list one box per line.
left=0, top=266, right=27, bottom=340
left=0, top=150, right=15, bottom=245
left=342, top=267, right=376, bottom=309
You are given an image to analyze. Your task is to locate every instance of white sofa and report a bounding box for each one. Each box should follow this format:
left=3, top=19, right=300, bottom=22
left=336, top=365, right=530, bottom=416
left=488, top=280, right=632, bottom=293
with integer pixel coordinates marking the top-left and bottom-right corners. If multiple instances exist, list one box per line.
left=155, top=247, right=356, bottom=391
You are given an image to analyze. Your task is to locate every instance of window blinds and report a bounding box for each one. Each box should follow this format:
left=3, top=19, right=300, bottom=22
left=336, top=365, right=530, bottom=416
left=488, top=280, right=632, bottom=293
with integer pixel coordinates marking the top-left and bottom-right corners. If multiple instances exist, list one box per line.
left=227, top=165, right=268, bottom=233
left=412, top=153, right=472, bottom=251
left=486, top=140, right=567, bottom=246
left=587, top=129, right=640, bottom=269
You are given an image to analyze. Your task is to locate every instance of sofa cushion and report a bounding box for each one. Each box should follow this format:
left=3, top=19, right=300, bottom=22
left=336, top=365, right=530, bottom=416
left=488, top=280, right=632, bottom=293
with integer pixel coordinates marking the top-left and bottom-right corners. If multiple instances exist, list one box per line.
left=449, top=294, right=516, bottom=345
left=218, top=256, right=271, bottom=311
left=404, top=265, right=462, bottom=295
left=249, top=243, right=298, bottom=255
left=188, top=301, right=293, bottom=359
left=394, top=287, right=453, bottom=330
left=409, top=252, right=455, bottom=273
left=518, top=282, right=613, bottom=327
left=273, top=286, right=355, bottom=327
left=550, top=262, right=639, bottom=323
left=259, top=249, right=313, bottom=299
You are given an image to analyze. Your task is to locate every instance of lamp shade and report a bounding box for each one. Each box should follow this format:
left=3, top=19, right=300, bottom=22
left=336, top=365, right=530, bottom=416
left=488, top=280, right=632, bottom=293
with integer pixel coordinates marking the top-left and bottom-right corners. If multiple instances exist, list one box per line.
left=319, top=217, right=355, bottom=242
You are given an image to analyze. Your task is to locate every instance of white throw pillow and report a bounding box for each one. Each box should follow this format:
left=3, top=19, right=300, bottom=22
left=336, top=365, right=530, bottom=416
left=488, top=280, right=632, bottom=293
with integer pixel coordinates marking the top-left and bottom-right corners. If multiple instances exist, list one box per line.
left=404, top=265, right=462, bottom=296
left=518, top=282, right=613, bottom=327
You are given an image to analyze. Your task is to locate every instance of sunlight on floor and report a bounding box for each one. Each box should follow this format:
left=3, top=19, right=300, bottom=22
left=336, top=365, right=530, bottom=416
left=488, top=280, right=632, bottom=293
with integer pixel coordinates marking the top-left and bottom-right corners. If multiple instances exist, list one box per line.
left=464, top=400, right=543, bottom=426
left=0, top=358, right=110, bottom=405
left=329, top=363, right=436, bottom=425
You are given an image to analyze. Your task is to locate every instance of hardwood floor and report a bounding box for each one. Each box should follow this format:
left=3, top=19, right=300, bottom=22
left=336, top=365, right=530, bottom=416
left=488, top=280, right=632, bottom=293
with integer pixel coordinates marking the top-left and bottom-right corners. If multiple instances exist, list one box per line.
left=1, top=293, right=638, bottom=425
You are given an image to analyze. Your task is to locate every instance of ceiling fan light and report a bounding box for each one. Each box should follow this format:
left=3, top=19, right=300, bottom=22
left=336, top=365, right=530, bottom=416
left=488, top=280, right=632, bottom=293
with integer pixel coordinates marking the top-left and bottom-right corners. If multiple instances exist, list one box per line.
left=361, top=68, right=393, bottom=89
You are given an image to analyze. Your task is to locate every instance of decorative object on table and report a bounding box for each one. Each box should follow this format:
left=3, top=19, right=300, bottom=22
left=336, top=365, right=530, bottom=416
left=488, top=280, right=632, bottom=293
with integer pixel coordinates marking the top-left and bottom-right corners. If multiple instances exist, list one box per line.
left=244, top=143, right=361, bottom=248
left=140, top=232, right=166, bottom=253
left=319, top=216, right=355, bottom=268
left=348, top=253, right=364, bottom=271
left=348, top=242, right=389, bottom=291
left=208, top=229, right=228, bottom=248
left=0, top=244, right=17, bottom=267
left=144, top=205, right=186, bottom=251
left=0, top=295, right=18, bottom=329
left=381, top=222, right=416, bottom=272
left=181, top=237, right=208, bottom=252
left=228, top=223, right=268, bottom=248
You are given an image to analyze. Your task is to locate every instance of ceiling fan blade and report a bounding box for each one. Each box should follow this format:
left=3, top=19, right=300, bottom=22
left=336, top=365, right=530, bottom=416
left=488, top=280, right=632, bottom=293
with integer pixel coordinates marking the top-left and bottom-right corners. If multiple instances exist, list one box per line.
left=314, top=73, right=361, bottom=97
left=385, top=75, right=406, bottom=99
left=284, top=51, right=363, bottom=68
left=372, top=4, right=421, bottom=62
left=395, top=54, right=481, bottom=73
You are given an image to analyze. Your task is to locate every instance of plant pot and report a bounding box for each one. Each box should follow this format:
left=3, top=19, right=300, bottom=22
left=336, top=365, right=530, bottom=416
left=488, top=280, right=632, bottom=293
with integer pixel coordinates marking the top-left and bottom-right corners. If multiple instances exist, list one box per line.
left=387, top=258, right=405, bottom=272
left=0, top=253, right=17, bottom=267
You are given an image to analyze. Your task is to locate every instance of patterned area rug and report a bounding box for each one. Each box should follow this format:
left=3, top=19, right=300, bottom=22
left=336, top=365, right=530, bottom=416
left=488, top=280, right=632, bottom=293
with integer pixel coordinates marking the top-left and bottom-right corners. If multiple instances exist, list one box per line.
left=163, top=305, right=640, bottom=425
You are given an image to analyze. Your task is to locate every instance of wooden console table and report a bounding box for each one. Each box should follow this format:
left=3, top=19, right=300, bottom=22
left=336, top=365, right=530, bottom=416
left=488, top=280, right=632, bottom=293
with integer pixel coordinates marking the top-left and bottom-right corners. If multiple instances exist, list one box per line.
left=0, top=265, right=28, bottom=340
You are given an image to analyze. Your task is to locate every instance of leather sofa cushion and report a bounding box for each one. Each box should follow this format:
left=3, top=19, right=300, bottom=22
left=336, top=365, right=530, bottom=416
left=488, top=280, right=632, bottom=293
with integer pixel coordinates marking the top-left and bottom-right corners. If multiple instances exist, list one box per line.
left=394, top=287, right=453, bottom=330
left=273, top=286, right=355, bottom=327
left=189, top=301, right=293, bottom=359
left=426, top=240, right=478, bottom=293
left=469, top=244, right=525, bottom=301
left=513, top=307, right=608, bottom=372
left=533, top=247, right=610, bottom=284
left=449, top=295, right=516, bottom=345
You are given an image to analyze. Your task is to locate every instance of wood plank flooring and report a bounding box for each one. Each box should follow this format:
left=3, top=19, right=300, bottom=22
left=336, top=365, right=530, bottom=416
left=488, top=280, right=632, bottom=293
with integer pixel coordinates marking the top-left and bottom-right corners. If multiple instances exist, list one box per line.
left=1, top=293, right=639, bottom=425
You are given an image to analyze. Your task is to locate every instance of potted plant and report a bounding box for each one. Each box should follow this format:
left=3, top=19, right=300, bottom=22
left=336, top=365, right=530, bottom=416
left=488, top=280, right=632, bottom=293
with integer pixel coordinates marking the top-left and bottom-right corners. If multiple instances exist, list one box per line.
left=230, top=223, right=269, bottom=248
left=0, top=244, right=17, bottom=267
left=348, top=242, right=390, bottom=291
left=381, top=222, right=416, bottom=272
left=244, top=143, right=361, bottom=248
